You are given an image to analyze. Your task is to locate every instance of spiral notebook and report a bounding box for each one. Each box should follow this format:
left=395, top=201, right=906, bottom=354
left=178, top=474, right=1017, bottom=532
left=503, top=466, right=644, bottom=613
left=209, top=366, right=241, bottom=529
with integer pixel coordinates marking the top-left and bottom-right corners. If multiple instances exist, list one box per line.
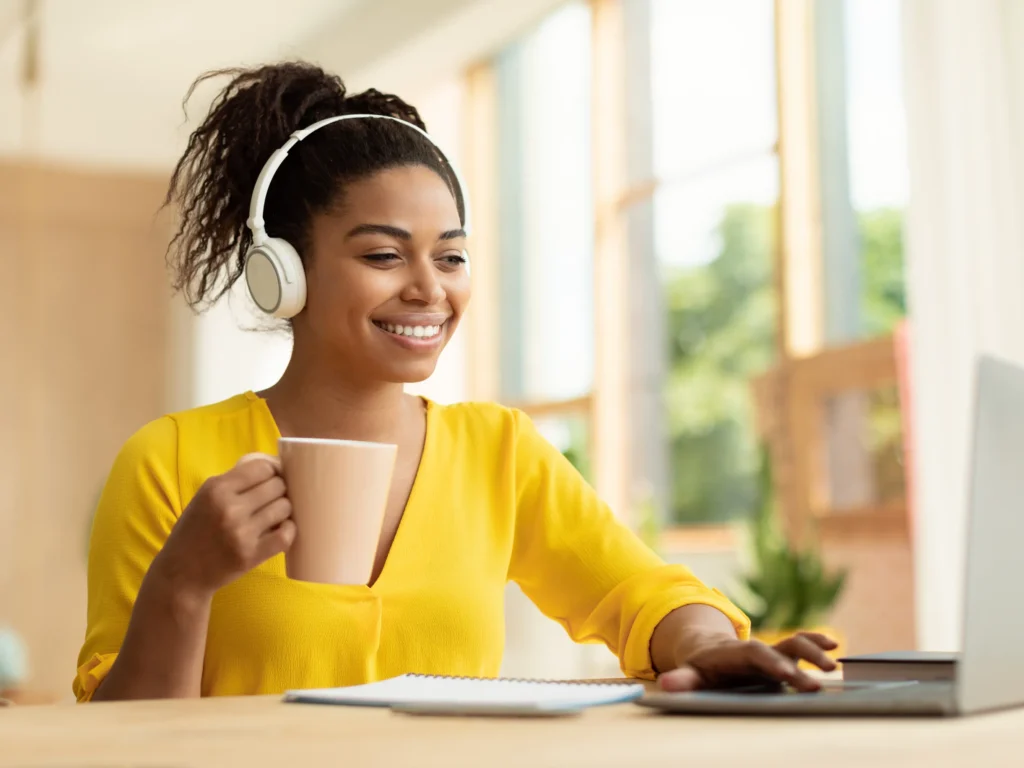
left=283, top=674, right=645, bottom=715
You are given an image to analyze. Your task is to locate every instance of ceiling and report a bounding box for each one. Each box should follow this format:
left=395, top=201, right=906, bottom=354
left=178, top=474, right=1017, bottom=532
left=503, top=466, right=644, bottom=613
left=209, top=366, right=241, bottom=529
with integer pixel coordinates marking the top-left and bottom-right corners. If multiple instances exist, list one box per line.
left=0, top=0, right=567, bottom=169
left=10, top=0, right=359, bottom=83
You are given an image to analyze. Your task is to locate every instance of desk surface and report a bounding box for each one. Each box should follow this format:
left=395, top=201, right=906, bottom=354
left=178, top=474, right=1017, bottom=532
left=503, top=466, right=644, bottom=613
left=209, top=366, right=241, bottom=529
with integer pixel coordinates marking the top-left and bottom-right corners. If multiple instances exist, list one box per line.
left=2, top=693, right=1023, bottom=767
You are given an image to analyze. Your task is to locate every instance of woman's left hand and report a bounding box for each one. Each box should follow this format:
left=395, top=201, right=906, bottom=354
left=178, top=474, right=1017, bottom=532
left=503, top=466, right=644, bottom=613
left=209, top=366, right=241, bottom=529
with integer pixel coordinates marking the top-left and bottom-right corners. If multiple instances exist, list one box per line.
left=659, top=631, right=839, bottom=693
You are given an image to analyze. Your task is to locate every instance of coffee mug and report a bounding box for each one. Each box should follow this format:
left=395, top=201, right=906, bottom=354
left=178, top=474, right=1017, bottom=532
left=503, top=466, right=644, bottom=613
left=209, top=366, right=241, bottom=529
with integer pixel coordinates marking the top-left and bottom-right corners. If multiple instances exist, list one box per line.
left=277, top=437, right=397, bottom=585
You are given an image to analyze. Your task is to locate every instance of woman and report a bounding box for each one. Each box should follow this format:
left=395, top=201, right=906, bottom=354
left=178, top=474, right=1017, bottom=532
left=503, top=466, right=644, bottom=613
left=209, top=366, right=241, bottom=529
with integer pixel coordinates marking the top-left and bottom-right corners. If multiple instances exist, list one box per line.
left=76, top=62, right=836, bottom=702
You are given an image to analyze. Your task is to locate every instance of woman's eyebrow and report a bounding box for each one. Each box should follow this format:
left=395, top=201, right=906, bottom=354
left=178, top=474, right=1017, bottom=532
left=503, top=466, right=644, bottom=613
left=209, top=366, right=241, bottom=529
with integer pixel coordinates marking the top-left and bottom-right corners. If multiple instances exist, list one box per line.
left=344, top=225, right=467, bottom=241
left=345, top=224, right=411, bottom=240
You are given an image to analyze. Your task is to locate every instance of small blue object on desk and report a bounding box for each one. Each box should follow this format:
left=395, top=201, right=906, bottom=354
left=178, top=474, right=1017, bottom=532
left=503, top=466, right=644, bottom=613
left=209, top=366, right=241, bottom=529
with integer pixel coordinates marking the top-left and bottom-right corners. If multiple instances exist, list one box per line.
left=0, top=628, right=28, bottom=691
left=283, top=674, right=646, bottom=717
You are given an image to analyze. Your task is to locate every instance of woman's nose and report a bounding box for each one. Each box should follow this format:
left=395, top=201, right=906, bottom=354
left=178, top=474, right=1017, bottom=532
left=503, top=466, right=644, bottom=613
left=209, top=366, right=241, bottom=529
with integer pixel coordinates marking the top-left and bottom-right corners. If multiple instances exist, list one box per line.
left=401, top=259, right=446, bottom=305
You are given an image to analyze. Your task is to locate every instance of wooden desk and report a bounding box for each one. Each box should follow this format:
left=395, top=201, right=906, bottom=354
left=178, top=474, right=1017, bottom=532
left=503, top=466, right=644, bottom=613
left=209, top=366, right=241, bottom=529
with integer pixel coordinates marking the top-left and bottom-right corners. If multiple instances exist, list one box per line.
left=2, top=694, right=1023, bottom=767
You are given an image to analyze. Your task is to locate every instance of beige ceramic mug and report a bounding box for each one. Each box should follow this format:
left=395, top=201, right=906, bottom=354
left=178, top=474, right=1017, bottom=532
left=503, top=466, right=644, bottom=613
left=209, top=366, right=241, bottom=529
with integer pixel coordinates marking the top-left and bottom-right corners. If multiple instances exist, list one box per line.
left=277, top=437, right=397, bottom=585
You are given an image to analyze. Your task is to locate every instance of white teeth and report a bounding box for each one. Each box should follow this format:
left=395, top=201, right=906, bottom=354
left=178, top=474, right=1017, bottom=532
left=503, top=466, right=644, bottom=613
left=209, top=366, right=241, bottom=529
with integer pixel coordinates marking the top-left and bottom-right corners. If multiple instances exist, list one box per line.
left=375, top=321, right=443, bottom=339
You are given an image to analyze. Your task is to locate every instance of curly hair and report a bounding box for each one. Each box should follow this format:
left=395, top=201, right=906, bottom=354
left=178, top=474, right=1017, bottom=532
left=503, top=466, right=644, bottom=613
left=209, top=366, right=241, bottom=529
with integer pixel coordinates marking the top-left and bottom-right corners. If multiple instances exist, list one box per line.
left=163, top=61, right=465, bottom=310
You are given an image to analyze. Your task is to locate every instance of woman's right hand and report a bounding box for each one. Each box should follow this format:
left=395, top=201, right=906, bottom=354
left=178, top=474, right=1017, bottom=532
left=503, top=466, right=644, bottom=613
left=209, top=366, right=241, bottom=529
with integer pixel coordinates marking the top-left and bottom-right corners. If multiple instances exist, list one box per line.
left=151, top=453, right=296, bottom=600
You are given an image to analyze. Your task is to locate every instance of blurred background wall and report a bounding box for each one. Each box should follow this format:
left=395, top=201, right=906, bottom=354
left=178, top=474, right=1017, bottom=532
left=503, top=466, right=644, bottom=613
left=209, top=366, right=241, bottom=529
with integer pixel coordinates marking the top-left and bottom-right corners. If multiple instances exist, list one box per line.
left=1, top=0, right=1022, bottom=701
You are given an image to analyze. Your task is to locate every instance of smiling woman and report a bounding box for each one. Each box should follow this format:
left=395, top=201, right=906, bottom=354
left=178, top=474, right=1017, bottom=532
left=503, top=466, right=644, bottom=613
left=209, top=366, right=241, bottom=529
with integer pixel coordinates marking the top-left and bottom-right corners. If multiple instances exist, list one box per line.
left=75, top=60, right=836, bottom=705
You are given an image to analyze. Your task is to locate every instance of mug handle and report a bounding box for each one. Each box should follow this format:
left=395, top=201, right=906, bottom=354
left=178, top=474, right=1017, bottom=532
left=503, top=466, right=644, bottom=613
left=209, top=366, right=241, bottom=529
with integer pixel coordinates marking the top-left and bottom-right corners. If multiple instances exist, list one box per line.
left=236, top=452, right=282, bottom=473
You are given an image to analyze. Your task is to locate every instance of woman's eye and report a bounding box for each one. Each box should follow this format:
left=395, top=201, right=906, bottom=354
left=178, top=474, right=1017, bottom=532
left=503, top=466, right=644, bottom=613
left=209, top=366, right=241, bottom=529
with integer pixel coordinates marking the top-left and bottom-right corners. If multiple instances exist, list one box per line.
left=364, top=252, right=400, bottom=264
left=441, top=253, right=467, bottom=266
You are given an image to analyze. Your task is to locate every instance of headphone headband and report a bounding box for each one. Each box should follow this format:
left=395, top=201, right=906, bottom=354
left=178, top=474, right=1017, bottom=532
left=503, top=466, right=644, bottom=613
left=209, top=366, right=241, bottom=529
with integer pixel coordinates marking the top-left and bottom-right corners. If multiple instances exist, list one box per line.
left=245, top=114, right=472, bottom=246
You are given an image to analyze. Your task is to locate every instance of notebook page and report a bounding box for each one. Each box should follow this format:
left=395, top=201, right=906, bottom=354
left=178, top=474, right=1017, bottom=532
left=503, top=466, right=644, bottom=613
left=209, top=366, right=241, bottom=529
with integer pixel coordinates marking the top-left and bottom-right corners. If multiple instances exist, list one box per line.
left=284, top=675, right=645, bottom=708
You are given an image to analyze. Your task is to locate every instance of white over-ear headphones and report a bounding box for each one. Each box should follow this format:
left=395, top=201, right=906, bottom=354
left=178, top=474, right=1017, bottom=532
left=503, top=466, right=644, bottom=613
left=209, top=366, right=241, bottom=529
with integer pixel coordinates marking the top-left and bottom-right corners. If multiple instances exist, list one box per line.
left=243, top=114, right=472, bottom=318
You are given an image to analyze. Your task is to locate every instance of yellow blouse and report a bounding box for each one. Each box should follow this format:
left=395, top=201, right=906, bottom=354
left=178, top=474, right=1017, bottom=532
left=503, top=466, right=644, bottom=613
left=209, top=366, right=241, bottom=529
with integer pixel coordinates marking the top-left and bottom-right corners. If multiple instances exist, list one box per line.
left=75, top=393, right=749, bottom=701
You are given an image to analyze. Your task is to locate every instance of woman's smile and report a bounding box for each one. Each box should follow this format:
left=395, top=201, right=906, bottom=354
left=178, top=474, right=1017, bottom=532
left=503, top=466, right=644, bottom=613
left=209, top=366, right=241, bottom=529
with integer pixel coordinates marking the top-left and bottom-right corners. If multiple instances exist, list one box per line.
left=371, top=314, right=449, bottom=351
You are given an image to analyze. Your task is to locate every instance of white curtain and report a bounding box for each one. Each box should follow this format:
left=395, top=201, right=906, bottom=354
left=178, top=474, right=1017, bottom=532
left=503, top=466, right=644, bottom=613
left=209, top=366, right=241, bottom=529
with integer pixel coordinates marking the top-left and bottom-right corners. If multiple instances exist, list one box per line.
left=901, top=0, right=1024, bottom=650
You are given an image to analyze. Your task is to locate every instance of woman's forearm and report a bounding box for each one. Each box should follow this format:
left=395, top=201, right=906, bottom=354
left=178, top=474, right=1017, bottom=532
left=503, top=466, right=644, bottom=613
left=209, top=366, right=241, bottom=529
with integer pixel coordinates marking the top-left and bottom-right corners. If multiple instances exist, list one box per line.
left=650, top=603, right=738, bottom=675
left=90, top=563, right=212, bottom=701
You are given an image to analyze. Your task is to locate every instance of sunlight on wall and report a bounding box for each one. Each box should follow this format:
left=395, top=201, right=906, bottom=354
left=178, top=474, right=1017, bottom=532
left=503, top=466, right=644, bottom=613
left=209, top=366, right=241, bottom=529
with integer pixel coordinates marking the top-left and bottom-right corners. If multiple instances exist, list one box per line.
left=190, top=281, right=292, bottom=408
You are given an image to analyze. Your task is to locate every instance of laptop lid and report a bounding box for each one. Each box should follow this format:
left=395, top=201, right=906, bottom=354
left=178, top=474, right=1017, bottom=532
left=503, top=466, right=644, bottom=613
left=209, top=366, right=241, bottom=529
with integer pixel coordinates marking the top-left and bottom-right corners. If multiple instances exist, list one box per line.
left=956, top=355, right=1024, bottom=714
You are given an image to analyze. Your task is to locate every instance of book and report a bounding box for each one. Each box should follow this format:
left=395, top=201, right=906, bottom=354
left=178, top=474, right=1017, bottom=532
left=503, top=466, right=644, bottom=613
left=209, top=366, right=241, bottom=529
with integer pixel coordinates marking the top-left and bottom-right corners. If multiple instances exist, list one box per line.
left=839, top=651, right=957, bottom=682
left=283, top=674, right=646, bottom=716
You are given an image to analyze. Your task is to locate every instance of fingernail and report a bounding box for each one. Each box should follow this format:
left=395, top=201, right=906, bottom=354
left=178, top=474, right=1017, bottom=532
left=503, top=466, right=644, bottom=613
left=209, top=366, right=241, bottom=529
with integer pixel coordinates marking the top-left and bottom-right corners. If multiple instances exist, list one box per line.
left=659, top=668, right=699, bottom=692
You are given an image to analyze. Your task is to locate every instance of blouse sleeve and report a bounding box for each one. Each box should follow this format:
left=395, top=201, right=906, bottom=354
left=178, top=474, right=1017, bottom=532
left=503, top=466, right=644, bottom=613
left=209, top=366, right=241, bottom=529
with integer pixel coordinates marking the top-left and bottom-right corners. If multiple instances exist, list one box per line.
left=74, top=417, right=182, bottom=701
left=506, top=409, right=750, bottom=680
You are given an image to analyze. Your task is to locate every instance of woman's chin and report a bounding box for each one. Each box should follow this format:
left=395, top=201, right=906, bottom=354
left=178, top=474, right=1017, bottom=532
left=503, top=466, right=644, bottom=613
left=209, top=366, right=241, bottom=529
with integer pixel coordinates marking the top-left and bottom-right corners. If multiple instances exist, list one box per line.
left=384, top=362, right=440, bottom=385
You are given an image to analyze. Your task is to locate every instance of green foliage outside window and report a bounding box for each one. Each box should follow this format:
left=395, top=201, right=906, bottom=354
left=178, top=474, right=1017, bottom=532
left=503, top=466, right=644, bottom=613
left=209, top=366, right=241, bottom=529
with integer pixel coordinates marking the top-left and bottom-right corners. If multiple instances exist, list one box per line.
left=663, top=204, right=906, bottom=525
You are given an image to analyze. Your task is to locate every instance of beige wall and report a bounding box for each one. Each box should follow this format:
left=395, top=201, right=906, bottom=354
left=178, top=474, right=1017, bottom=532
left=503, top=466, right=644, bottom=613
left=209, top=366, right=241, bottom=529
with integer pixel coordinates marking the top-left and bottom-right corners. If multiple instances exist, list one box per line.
left=0, top=162, right=175, bottom=699
left=823, top=535, right=916, bottom=654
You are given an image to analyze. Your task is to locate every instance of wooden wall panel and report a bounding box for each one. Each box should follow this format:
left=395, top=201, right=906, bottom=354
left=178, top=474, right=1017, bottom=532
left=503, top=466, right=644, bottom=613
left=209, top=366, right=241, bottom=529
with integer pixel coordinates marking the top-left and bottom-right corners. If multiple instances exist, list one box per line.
left=752, top=335, right=916, bottom=654
left=0, top=161, right=175, bottom=700
left=824, top=537, right=916, bottom=654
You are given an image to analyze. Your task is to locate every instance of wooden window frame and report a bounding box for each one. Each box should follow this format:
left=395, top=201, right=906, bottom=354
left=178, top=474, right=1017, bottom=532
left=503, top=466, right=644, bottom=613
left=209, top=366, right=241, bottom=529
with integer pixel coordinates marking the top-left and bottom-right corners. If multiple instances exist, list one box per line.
left=463, top=0, right=852, bottom=551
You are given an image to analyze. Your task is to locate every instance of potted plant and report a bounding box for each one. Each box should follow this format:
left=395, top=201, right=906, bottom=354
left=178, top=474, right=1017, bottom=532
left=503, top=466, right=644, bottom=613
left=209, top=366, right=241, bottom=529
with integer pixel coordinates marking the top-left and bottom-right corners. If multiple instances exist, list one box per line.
left=732, top=448, right=848, bottom=663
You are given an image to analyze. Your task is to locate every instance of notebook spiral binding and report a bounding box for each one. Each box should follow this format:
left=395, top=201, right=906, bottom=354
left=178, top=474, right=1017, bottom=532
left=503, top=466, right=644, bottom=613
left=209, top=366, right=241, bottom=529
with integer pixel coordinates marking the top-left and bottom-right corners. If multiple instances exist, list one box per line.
left=405, top=674, right=635, bottom=687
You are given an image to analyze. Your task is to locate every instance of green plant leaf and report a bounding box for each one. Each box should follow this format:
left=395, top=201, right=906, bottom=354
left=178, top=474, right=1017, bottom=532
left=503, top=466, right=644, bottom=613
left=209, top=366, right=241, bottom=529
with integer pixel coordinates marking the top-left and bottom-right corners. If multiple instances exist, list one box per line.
left=733, top=446, right=848, bottom=631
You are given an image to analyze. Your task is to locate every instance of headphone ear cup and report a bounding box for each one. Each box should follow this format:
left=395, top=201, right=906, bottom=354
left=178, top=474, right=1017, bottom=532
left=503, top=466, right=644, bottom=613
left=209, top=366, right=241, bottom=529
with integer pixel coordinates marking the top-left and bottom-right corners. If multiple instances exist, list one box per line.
left=244, top=237, right=307, bottom=319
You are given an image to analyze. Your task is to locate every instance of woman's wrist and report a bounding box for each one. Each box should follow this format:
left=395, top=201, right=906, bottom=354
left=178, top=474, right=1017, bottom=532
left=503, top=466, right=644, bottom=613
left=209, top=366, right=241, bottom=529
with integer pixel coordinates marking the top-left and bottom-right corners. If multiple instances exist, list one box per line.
left=144, top=555, right=215, bottom=619
left=651, top=604, right=739, bottom=674
left=669, top=627, right=738, bottom=669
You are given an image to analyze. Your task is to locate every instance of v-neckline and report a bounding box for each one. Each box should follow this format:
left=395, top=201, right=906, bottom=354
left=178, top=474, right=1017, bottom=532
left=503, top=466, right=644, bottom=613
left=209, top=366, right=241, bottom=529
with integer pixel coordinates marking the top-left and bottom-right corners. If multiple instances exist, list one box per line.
left=246, top=391, right=434, bottom=592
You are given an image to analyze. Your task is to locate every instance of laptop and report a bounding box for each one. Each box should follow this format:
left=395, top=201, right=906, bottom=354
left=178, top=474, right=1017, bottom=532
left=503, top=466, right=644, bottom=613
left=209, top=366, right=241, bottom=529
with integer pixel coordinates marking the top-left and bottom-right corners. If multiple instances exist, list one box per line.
left=639, top=354, right=1024, bottom=717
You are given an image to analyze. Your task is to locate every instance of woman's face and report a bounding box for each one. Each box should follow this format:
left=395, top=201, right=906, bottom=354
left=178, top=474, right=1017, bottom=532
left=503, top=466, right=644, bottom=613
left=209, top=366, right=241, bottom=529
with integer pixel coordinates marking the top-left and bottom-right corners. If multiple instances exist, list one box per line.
left=296, top=165, right=470, bottom=384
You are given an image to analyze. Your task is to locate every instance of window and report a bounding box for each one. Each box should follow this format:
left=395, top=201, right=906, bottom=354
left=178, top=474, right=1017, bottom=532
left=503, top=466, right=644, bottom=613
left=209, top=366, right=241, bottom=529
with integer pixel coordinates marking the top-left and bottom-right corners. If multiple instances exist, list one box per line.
left=465, top=0, right=911, bottom=536
left=814, top=0, right=910, bottom=519
left=624, top=0, right=779, bottom=526
left=816, top=0, right=909, bottom=343
left=480, top=3, right=606, bottom=681
left=843, top=0, right=909, bottom=339
left=493, top=1, right=595, bottom=479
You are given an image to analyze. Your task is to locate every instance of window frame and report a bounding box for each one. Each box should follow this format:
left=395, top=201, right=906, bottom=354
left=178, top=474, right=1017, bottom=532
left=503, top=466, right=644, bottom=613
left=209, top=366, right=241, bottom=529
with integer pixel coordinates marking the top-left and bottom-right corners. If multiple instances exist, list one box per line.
left=462, top=0, right=896, bottom=548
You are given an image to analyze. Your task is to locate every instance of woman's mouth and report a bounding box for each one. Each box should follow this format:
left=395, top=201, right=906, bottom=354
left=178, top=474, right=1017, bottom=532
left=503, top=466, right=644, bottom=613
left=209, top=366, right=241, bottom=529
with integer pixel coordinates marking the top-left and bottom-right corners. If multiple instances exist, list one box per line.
left=371, top=320, right=448, bottom=351
left=372, top=321, right=443, bottom=340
